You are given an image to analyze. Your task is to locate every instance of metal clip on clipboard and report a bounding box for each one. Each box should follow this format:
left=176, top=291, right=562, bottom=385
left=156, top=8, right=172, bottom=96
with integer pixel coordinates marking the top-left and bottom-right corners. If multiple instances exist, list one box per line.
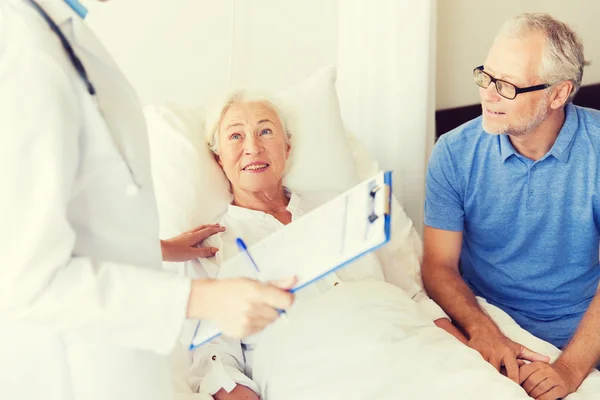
left=365, top=172, right=392, bottom=242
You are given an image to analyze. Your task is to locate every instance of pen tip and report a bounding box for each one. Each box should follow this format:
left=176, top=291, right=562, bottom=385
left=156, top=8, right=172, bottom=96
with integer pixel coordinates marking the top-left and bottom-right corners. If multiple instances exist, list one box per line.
left=236, top=237, right=246, bottom=250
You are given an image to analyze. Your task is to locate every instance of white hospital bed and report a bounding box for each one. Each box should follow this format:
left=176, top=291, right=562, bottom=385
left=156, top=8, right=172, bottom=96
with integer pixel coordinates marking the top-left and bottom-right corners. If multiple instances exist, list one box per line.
left=168, top=283, right=600, bottom=400
left=168, top=291, right=600, bottom=400
left=143, top=68, right=600, bottom=398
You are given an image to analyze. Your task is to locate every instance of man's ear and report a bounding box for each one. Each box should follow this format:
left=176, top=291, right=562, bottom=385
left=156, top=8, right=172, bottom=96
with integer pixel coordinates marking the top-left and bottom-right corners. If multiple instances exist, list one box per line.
left=550, top=81, right=573, bottom=110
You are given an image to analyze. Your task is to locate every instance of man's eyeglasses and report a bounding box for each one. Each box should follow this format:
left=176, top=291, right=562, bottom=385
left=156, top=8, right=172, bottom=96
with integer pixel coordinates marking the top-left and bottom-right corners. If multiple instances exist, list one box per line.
left=473, top=66, right=550, bottom=100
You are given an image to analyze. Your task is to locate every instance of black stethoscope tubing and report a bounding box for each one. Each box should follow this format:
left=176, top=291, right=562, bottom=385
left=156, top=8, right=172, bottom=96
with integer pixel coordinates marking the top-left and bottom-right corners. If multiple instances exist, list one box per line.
left=26, top=0, right=96, bottom=96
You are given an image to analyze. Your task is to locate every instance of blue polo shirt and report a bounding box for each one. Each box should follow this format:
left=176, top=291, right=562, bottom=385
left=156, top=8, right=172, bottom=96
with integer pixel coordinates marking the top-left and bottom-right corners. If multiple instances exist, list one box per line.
left=425, top=103, right=600, bottom=348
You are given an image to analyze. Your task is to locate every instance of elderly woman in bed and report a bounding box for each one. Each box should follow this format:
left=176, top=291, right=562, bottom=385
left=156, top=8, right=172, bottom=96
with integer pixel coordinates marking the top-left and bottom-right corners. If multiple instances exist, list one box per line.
left=187, top=93, right=533, bottom=400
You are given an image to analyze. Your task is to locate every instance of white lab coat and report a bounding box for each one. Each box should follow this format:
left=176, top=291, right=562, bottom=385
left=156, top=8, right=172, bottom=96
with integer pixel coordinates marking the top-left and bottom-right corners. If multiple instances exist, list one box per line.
left=0, top=1, right=191, bottom=399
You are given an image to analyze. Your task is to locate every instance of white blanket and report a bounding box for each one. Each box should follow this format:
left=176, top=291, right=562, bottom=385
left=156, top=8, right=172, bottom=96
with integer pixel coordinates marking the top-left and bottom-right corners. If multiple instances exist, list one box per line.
left=172, top=281, right=600, bottom=399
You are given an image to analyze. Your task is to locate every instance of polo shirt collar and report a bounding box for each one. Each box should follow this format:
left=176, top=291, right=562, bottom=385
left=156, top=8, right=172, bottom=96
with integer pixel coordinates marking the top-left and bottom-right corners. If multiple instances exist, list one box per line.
left=499, top=103, right=579, bottom=163
left=500, top=134, right=517, bottom=163
left=548, top=103, right=578, bottom=163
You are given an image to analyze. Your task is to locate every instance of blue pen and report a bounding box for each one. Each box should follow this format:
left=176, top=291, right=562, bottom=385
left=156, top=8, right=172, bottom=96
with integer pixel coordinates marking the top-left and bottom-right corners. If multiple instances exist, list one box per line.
left=235, top=238, right=261, bottom=274
left=236, top=238, right=288, bottom=317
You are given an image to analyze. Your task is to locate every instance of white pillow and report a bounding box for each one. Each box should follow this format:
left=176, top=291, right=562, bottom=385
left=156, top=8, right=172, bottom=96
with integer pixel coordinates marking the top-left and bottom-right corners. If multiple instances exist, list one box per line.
left=345, top=129, right=380, bottom=181
left=146, top=66, right=359, bottom=238
left=145, top=104, right=231, bottom=239
left=146, top=66, right=424, bottom=287
left=276, top=67, right=359, bottom=193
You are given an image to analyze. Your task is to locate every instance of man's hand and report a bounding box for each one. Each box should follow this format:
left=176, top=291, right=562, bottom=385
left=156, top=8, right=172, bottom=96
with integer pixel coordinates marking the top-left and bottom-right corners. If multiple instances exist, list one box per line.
left=187, top=277, right=297, bottom=338
left=519, top=360, right=580, bottom=400
left=161, top=224, right=226, bottom=262
left=213, top=384, right=260, bottom=400
left=468, top=327, right=550, bottom=383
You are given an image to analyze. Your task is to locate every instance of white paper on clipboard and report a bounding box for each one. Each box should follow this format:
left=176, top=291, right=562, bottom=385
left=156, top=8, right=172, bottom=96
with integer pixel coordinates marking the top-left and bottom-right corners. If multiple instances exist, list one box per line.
left=189, top=171, right=393, bottom=349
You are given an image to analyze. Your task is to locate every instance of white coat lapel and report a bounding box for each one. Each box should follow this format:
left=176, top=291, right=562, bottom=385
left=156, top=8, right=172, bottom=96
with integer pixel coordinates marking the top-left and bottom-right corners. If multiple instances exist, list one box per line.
left=59, top=16, right=149, bottom=188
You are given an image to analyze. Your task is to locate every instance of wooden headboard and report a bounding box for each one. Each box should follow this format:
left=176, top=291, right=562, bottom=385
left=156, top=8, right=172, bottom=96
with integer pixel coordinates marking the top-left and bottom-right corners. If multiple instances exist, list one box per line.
left=435, top=83, right=600, bottom=139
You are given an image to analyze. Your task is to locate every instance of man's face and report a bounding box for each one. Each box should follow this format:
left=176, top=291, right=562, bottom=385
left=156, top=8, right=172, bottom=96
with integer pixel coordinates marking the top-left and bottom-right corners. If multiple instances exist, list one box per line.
left=480, top=32, right=552, bottom=137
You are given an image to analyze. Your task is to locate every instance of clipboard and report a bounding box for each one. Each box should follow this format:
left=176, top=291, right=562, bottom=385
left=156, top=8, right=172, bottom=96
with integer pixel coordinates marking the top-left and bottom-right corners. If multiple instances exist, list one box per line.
left=189, top=171, right=393, bottom=350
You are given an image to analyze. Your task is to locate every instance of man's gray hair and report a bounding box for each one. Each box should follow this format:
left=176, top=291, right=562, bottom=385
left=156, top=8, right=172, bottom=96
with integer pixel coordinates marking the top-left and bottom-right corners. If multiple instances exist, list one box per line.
left=204, top=90, right=293, bottom=154
left=498, top=13, right=591, bottom=102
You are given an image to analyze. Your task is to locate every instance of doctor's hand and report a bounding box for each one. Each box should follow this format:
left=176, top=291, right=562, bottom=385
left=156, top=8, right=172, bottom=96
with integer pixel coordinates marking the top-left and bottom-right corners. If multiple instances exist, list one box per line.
left=161, top=224, right=226, bottom=262
left=186, top=277, right=297, bottom=338
left=468, top=326, right=550, bottom=384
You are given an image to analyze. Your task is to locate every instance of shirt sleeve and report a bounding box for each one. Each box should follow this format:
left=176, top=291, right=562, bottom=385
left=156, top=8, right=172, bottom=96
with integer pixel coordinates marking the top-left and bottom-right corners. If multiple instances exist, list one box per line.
left=424, top=137, right=465, bottom=232
left=188, top=337, right=260, bottom=396
left=0, top=31, right=190, bottom=354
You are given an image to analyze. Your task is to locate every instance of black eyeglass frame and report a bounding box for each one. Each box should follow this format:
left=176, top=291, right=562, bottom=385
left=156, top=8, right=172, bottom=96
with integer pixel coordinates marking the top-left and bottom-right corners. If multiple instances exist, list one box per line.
left=473, top=65, right=550, bottom=100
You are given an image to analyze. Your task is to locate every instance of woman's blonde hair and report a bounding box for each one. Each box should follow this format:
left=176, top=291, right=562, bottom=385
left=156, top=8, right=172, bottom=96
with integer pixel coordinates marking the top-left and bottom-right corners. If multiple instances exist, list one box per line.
left=204, top=90, right=293, bottom=154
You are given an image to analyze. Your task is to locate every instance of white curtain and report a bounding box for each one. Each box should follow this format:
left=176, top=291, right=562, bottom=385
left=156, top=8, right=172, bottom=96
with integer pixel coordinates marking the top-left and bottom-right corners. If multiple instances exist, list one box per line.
left=336, top=0, right=437, bottom=234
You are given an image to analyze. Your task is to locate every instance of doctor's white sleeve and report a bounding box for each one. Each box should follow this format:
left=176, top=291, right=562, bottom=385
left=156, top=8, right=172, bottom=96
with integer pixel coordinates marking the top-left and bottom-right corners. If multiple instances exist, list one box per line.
left=375, top=197, right=449, bottom=322
left=0, top=39, right=190, bottom=354
left=189, top=337, right=260, bottom=396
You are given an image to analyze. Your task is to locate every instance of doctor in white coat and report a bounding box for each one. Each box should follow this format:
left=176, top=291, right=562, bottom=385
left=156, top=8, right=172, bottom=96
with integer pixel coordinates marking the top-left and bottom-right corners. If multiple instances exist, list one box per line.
left=0, top=1, right=296, bottom=399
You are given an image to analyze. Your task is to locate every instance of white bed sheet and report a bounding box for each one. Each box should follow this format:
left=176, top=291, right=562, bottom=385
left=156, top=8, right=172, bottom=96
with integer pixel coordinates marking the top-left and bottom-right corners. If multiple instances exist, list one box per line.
left=170, top=281, right=600, bottom=400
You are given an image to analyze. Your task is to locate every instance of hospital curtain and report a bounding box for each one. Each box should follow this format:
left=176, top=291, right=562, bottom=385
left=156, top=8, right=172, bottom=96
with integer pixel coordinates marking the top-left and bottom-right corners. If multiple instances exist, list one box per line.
left=336, top=0, right=437, bottom=234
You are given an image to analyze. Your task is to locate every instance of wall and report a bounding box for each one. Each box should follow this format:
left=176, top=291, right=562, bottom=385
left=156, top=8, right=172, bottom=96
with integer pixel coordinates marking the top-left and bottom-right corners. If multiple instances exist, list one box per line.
left=82, top=0, right=436, bottom=232
left=436, top=0, right=600, bottom=110
left=83, top=0, right=339, bottom=106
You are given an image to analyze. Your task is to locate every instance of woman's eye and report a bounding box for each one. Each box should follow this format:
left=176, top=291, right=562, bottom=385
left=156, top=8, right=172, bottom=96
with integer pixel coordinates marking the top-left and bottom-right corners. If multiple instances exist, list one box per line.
left=260, top=129, right=272, bottom=136
left=230, top=133, right=242, bottom=140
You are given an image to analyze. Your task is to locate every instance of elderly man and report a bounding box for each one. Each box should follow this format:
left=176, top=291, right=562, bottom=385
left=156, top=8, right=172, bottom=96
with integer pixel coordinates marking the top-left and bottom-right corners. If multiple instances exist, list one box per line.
left=423, top=13, right=600, bottom=400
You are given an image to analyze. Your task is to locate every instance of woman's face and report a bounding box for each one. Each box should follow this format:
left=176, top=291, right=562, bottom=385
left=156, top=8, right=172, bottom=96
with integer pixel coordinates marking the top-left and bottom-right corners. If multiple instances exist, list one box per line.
left=216, top=101, right=291, bottom=194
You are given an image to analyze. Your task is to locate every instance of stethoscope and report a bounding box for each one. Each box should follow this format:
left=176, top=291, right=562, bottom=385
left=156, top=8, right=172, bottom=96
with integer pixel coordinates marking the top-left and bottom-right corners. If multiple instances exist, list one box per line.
left=26, top=0, right=96, bottom=96
left=26, top=0, right=143, bottom=189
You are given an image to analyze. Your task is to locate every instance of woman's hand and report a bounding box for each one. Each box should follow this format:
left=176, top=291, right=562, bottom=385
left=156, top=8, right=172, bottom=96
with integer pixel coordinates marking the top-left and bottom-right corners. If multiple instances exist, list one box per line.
left=161, top=224, right=226, bottom=262
left=434, top=318, right=469, bottom=344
